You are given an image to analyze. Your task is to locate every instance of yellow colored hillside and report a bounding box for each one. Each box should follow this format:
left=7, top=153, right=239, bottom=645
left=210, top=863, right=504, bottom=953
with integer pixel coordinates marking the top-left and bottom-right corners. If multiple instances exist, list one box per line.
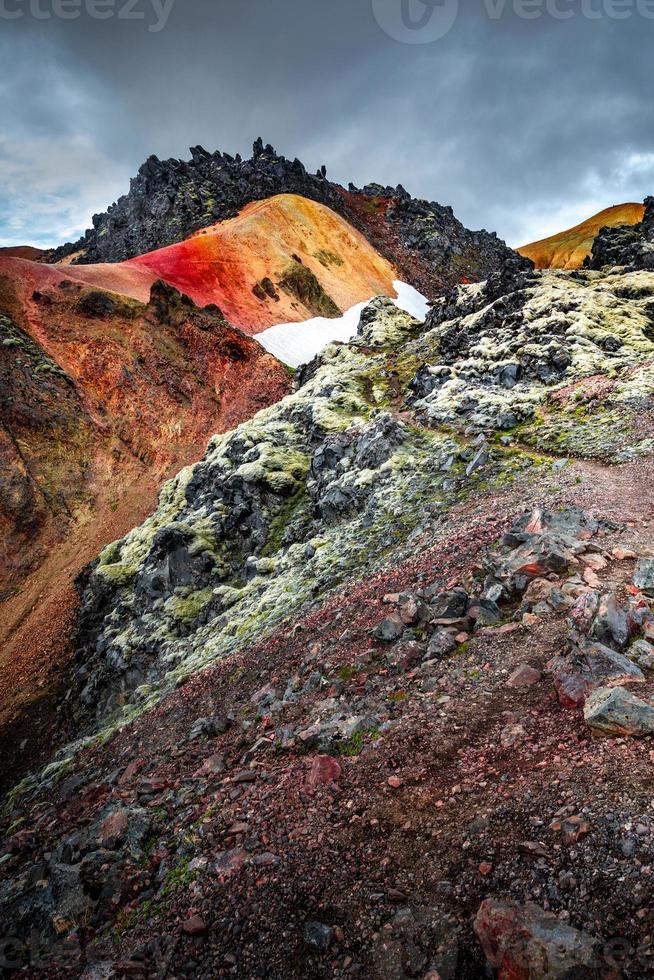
left=518, top=203, right=645, bottom=269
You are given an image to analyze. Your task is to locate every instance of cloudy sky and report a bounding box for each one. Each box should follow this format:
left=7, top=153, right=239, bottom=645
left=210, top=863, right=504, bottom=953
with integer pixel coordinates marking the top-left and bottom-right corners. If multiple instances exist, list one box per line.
left=1, top=0, right=653, bottom=249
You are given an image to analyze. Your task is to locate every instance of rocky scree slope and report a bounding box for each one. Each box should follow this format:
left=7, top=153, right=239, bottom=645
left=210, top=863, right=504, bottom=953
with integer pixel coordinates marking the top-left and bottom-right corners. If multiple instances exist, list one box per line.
left=65, top=246, right=654, bottom=736
left=6, top=478, right=654, bottom=976
left=48, top=139, right=515, bottom=297
left=5, top=231, right=654, bottom=975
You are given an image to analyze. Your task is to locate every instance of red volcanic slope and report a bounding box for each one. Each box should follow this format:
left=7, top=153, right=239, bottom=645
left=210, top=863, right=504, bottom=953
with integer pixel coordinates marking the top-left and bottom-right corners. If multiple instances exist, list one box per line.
left=0, top=245, right=46, bottom=261
left=0, top=266, right=292, bottom=770
left=0, top=194, right=397, bottom=336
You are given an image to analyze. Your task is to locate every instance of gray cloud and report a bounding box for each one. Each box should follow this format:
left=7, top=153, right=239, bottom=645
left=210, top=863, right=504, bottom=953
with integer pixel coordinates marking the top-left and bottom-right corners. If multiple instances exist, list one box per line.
left=1, top=0, right=653, bottom=248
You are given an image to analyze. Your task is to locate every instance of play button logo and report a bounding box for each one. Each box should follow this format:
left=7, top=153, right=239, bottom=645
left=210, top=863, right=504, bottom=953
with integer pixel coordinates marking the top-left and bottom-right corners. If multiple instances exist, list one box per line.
left=372, top=0, right=460, bottom=43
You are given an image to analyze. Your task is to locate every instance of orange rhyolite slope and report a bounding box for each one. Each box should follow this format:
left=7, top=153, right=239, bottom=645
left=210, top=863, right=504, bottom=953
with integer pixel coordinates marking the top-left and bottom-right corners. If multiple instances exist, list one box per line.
left=0, top=195, right=397, bottom=335
left=518, top=203, right=645, bottom=270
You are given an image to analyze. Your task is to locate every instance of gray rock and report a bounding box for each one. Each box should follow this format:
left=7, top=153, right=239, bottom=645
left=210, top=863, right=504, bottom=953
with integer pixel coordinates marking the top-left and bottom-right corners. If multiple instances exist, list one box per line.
left=634, top=558, right=654, bottom=595
left=304, top=921, right=334, bottom=951
left=465, top=448, right=488, bottom=476
left=584, top=685, right=654, bottom=736
left=475, top=897, right=602, bottom=978
left=427, top=630, right=457, bottom=658
left=630, top=638, right=654, bottom=666
left=373, top=617, right=404, bottom=643
left=590, top=594, right=634, bottom=649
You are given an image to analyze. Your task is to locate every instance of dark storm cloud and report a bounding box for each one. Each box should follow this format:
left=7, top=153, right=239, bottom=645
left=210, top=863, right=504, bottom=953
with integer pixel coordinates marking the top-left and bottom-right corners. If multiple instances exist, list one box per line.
left=1, top=0, right=653, bottom=247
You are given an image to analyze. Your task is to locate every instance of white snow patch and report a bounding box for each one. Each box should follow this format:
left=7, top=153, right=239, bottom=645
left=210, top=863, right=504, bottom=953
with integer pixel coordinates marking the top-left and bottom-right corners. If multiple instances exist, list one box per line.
left=390, top=279, right=431, bottom=321
left=257, top=280, right=429, bottom=368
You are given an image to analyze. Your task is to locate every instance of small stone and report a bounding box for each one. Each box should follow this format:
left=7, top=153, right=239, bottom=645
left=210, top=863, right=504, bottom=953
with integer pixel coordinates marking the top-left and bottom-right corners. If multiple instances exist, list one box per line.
left=182, top=915, right=207, bottom=936
left=479, top=861, right=493, bottom=876
left=506, top=664, right=541, bottom=688
left=387, top=775, right=403, bottom=789
left=98, top=809, right=128, bottom=849
left=231, top=770, right=258, bottom=783
left=373, top=617, right=404, bottom=642
left=138, top=777, right=168, bottom=796
left=517, top=840, right=549, bottom=859
left=198, top=753, right=225, bottom=775
left=560, top=815, right=590, bottom=844
left=306, top=755, right=342, bottom=787
left=252, top=852, right=280, bottom=866
left=304, top=921, right=334, bottom=951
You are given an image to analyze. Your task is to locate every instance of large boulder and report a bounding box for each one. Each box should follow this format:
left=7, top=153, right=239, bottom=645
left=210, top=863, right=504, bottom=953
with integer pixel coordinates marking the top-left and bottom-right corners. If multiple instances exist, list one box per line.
left=474, top=898, right=603, bottom=979
left=584, top=685, right=654, bottom=737
left=549, top=642, right=644, bottom=708
left=634, top=558, right=654, bottom=597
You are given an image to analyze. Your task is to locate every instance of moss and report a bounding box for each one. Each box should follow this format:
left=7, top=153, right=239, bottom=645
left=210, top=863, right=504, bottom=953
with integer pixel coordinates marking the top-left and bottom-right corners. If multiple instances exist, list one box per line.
left=260, top=485, right=309, bottom=557
left=337, top=727, right=381, bottom=756
left=95, top=562, right=139, bottom=587
left=235, top=443, right=310, bottom=494
left=168, top=587, right=213, bottom=624
left=314, top=248, right=344, bottom=268
left=278, top=261, right=341, bottom=317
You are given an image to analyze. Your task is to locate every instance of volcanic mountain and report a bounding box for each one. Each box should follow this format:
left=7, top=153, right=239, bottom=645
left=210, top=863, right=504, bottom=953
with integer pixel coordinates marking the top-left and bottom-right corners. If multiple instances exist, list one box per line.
left=48, top=138, right=516, bottom=297
left=518, top=202, right=645, bottom=268
left=0, top=141, right=520, bottom=798
left=0, top=179, right=421, bottom=787
left=18, top=141, right=654, bottom=978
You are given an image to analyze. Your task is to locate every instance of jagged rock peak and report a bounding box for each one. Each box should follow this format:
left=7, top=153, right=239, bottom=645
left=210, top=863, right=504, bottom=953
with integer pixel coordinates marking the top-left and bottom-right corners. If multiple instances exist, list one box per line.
left=585, top=195, right=654, bottom=272
left=46, top=139, right=518, bottom=297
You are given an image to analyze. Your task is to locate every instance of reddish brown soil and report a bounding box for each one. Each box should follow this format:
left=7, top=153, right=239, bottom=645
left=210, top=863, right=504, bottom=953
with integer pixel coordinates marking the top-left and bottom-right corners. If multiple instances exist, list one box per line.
left=0, top=268, right=292, bottom=791
left=5, top=456, right=654, bottom=977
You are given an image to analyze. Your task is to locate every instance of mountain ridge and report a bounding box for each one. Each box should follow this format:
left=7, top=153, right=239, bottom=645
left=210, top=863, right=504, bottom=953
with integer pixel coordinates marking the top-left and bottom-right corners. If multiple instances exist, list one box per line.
left=47, top=139, right=516, bottom=297
left=2, top=195, right=400, bottom=334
